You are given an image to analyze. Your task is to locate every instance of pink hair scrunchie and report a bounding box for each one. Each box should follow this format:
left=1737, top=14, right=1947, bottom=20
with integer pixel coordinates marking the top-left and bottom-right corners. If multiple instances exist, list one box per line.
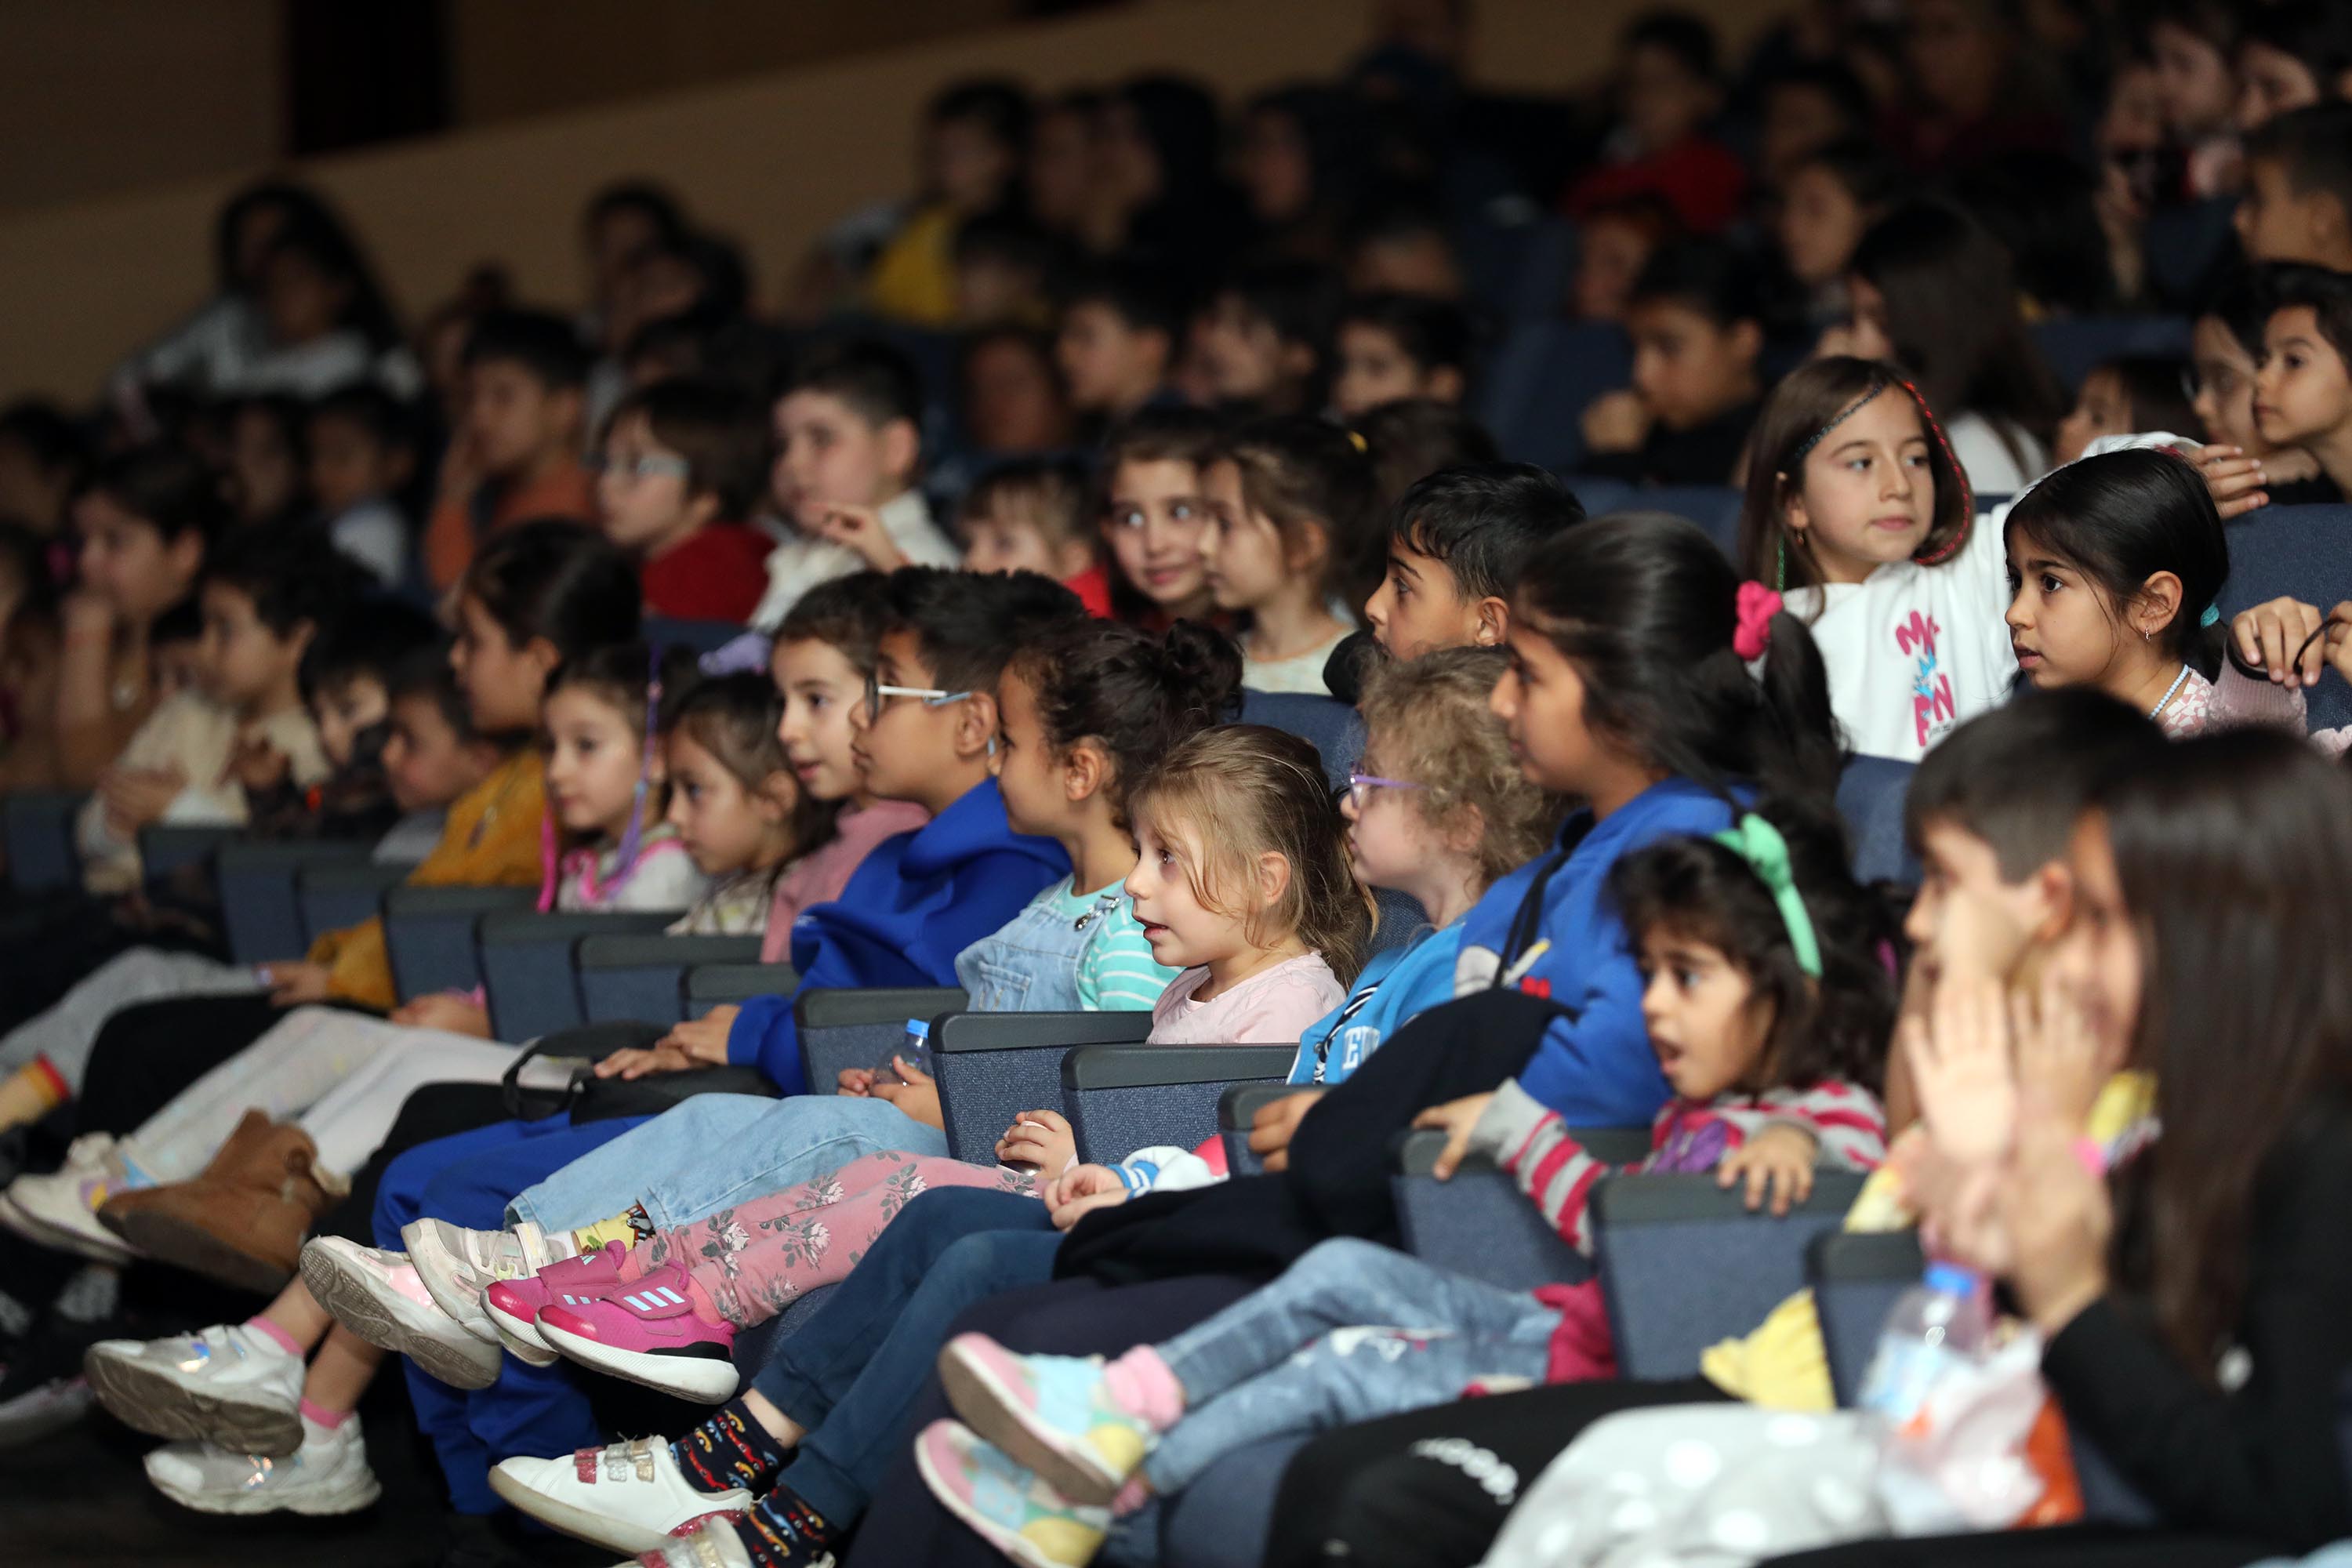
left=1733, top=581, right=1783, bottom=662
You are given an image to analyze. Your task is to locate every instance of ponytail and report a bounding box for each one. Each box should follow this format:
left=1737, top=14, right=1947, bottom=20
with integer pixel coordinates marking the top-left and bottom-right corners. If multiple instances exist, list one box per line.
left=1012, top=617, right=1245, bottom=821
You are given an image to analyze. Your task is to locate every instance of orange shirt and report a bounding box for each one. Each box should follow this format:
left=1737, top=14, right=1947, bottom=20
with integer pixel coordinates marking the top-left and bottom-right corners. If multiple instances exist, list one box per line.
left=423, top=463, right=597, bottom=593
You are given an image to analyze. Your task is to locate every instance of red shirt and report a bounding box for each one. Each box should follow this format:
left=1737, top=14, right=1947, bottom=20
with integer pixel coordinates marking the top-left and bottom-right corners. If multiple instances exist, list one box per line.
left=639, top=524, right=772, bottom=624
left=1063, top=561, right=1115, bottom=619
left=1565, top=137, right=1748, bottom=236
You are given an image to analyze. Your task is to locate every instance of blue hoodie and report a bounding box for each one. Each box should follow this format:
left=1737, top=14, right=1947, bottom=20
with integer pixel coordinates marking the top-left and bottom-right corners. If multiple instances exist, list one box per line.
left=724, top=778, right=1069, bottom=1093
left=1287, top=921, right=1463, bottom=1086
left=1454, top=776, right=1745, bottom=1127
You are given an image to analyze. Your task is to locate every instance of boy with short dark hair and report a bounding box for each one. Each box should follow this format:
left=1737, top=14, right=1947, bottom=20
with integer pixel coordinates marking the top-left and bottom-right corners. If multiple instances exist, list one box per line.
left=305, top=384, right=416, bottom=588
left=2236, top=100, right=2352, bottom=268
left=423, top=309, right=596, bottom=591
left=1194, top=262, right=1338, bottom=416
left=594, top=378, right=774, bottom=623
left=1055, top=261, right=1184, bottom=429
left=2253, top=262, right=2352, bottom=495
left=1331, top=294, right=1473, bottom=419
left=1363, top=463, right=1584, bottom=658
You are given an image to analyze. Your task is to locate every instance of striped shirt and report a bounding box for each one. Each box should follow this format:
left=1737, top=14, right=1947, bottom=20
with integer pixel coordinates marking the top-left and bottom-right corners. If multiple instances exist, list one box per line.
left=1054, top=878, right=1181, bottom=1011
left=1465, top=1076, right=1886, bottom=1255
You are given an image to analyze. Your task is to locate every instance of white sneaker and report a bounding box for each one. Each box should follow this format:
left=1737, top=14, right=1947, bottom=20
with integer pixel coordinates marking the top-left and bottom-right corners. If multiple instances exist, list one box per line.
left=299, top=1236, right=503, bottom=1390
left=490, top=1434, right=753, bottom=1555
left=0, top=1135, right=140, bottom=1265
left=403, top=1218, right=564, bottom=1345
left=85, top=1322, right=304, bottom=1455
left=144, top=1410, right=381, bottom=1516
left=613, top=1521, right=762, bottom=1568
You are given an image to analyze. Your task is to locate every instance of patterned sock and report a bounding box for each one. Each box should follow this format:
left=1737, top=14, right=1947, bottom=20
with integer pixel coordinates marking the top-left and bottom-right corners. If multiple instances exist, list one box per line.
left=670, top=1399, right=789, bottom=1495
left=245, top=1314, right=306, bottom=1358
left=298, top=1396, right=352, bottom=1430
left=1102, top=1345, right=1185, bottom=1429
left=568, top=1209, right=639, bottom=1256
left=728, top=1476, right=838, bottom=1568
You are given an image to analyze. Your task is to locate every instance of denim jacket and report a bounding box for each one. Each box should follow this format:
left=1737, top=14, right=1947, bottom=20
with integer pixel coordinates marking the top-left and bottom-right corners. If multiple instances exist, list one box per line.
left=955, top=880, right=1134, bottom=1012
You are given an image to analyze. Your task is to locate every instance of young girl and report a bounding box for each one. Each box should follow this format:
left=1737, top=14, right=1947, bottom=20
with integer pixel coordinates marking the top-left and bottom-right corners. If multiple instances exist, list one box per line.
left=2051, top=355, right=2202, bottom=464
left=1098, top=406, right=1221, bottom=629
left=915, top=804, right=1895, bottom=1562
left=1737, top=355, right=2012, bottom=761
left=664, top=672, right=811, bottom=935
left=1330, top=293, right=1472, bottom=421
left=1776, top=139, right=1900, bottom=327
left=956, top=458, right=1112, bottom=619
left=1199, top=416, right=1380, bottom=694
left=1581, top=238, right=1768, bottom=488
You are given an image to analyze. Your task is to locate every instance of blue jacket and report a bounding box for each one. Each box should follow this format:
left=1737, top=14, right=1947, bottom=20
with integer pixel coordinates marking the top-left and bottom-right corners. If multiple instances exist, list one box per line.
left=1288, top=922, right=1463, bottom=1086
left=1455, top=777, right=1744, bottom=1127
left=724, top=778, right=1069, bottom=1093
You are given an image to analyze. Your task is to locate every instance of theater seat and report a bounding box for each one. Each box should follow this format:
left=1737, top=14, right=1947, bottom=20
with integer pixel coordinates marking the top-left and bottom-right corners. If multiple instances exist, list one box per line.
left=1060, top=1044, right=1295, bottom=1164
left=1638, top=485, right=1744, bottom=561
left=1389, top=1125, right=1653, bottom=1292
left=216, top=840, right=374, bottom=964
left=790, top=985, right=967, bottom=1102
left=297, top=860, right=410, bottom=946
left=382, top=884, right=539, bottom=1002
left=2030, top=315, right=2193, bottom=394
left=1836, top=756, right=1919, bottom=886
left=4, top=790, right=86, bottom=891
left=577, top=932, right=764, bottom=1025
left=930, top=1007, right=1151, bottom=1163
left=2216, top=503, right=2352, bottom=732
left=477, top=909, right=677, bottom=1042
left=1238, top=691, right=1362, bottom=790
left=1476, top=320, right=1634, bottom=474
left=643, top=615, right=753, bottom=656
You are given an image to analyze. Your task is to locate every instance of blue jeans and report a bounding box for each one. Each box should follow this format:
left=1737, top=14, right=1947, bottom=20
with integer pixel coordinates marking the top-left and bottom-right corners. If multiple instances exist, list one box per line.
left=1145, top=1238, right=1557, bottom=1494
left=504, top=1092, right=944, bottom=1232
left=753, top=1185, right=1060, bottom=1526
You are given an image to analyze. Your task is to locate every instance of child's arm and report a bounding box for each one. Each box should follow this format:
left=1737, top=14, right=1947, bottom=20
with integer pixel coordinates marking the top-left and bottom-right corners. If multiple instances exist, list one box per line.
left=1436, top=1076, right=1621, bottom=1255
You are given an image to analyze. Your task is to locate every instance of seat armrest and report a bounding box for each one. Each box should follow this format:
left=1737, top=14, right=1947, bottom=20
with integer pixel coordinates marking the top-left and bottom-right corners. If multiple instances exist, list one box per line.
left=931, top=1009, right=1149, bottom=1163
left=217, top=840, right=374, bottom=963
left=1060, top=1044, right=1295, bottom=1165
left=1218, top=1080, right=1304, bottom=1178
left=1388, top=1131, right=1584, bottom=1290
left=1389, top=1123, right=1653, bottom=1176
left=296, top=861, right=412, bottom=945
left=790, top=987, right=968, bottom=1105
left=382, top=884, right=539, bottom=1001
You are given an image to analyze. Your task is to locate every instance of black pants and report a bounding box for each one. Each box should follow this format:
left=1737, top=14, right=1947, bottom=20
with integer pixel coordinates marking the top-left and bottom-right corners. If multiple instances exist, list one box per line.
left=0, top=892, right=212, bottom=1039
left=1767, top=1528, right=2278, bottom=1566
left=74, top=993, right=380, bottom=1142
left=1264, top=1376, right=1730, bottom=1568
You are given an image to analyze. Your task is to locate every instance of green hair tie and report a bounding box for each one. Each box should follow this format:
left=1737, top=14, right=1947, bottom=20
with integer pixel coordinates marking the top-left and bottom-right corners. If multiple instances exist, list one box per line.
left=1711, top=814, right=1823, bottom=978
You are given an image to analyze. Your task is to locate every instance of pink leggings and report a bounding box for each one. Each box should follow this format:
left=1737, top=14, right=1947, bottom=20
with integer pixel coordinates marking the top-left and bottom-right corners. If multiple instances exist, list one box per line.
left=617, top=1149, right=1038, bottom=1327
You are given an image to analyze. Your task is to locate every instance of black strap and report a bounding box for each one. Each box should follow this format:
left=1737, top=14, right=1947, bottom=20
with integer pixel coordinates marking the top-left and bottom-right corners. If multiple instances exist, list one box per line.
left=1494, top=813, right=1595, bottom=986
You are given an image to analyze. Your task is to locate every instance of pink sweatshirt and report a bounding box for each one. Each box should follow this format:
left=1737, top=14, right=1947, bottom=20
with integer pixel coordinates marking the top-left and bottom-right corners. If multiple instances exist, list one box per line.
left=1148, top=953, right=1346, bottom=1045
left=758, top=800, right=932, bottom=964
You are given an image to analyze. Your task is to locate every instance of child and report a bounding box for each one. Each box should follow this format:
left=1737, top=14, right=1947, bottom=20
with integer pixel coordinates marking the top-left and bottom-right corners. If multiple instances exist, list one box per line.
left=1776, top=139, right=1902, bottom=324
left=664, top=672, right=812, bottom=934
left=2253, top=261, right=2352, bottom=495
left=1352, top=399, right=1500, bottom=516
left=420, top=309, right=596, bottom=593
left=958, top=326, right=1076, bottom=456
left=1098, top=405, right=1222, bottom=628
left=2051, top=355, right=2201, bottom=463
left=1344, top=198, right=1468, bottom=302
left=1054, top=261, right=1183, bottom=431
left=593, top=378, right=773, bottom=623
left=1570, top=193, right=1682, bottom=324
left=956, top=458, right=1110, bottom=617
left=2234, top=101, right=2352, bottom=268
left=2237, top=3, right=2352, bottom=132
left=303, top=383, right=416, bottom=587
left=917, top=804, right=1893, bottom=1561
left=1192, top=262, right=1334, bottom=417
left=1581, top=238, right=1768, bottom=487
left=533, top=640, right=708, bottom=919
left=1200, top=416, right=1380, bottom=694
left=749, top=340, right=960, bottom=630
left=1363, top=462, right=1582, bottom=660
left=0, top=397, right=85, bottom=537
left=2148, top=0, right=2244, bottom=190
left=1566, top=10, right=1747, bottom=234
left=1737, top=356, right=2010, bottom=761
left=2188, top=265, right=2342, bottom=515
left=221, top=394, right=309, bottom=528
left=863, top=79, right=1030, bottom=328
left=1330, top=293, right=1472, bottom=420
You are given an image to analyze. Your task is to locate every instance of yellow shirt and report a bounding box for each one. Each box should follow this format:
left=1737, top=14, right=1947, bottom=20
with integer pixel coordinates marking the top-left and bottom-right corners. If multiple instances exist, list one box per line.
left=863, top=205, right=961, bottom=327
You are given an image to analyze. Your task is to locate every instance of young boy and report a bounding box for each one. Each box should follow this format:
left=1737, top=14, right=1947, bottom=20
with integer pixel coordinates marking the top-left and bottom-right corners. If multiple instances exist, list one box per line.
left=375, top=641, right=506, bottom=864
left=1578, top=238, right=1766, bottom=486
left=305, top=384, right=416, bottom=589
left=1331, top=294, right=1472, bottom=419
left=2234, top=100, right=2352, bottom=269
left=750, top=339, right=959, bottom=630
left=595, top=378, right=774, bottom=623
left=866, top=79, right=1031, bottom=328
left=239, top=599, right=441, bottom=848
left=421, top=309, right=595, bottom=593
left=1362, top=463, right=1584, bottom=659
left=1192, top=262, right=1336, bottom=416
left=1567, top=13, right=1747, bottom=235
left=1055, top=261, right=1184, bottom=432
left=2253, top=263, right=2352, bottom=496
left=956, top=457, right=1111, bottom=616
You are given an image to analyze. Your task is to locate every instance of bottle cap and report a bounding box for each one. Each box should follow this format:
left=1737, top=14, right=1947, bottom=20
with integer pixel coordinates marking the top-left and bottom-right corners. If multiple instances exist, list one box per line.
left=903, top=1019, right=931, bottom=1039
left=1923, top=1261, right=1981, bottom=1296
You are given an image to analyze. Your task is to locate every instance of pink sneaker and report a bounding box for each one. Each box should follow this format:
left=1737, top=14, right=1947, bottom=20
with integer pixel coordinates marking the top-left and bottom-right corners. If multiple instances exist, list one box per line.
left=482, top=1241, right=633, bottom=1366
left=535, top=1265, right=739, bottom=1403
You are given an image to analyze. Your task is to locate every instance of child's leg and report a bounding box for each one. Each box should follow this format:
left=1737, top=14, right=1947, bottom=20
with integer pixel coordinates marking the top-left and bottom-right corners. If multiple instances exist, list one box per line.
left=121, top=1005, right=402, bottom=1181
left=254, top=1277, right=332, bottom=1350
left=297, top=1324, right=383, bottom=1424
left=296, top=1027, right=556, bottom=1175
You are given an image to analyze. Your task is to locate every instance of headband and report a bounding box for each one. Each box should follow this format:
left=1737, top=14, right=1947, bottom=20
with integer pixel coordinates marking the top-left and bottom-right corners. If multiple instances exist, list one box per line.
left=1778, top=372, right=1975, bottom=586
left=1711, top=813, right=1823, bottom=979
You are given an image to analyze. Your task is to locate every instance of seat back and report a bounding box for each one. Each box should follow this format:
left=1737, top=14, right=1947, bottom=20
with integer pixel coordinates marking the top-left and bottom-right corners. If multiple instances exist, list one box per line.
left=793, top=985, right=967, bottom=1100
left=216, top=840, right=373, bottom=964
left=138, top=823, right=243, bottom=881
left=1836, top=756, right=1920, bottom=886
left=1475, top=320, right=1633, bottom=473
left=1806, top=1229, right=1926, bottom=1406
left=2030, top=314, right=2193, bottom=393
left=684, top=960, right=798, bottom=1021
left=642, top=616, right=751, bottom=656
left=578, top=933, right=763, bottom=1025
left=479, top=909, right=676, bottom=1042
left=1388, top=1126, right=1653, bottom=1291
left=1638, top=486, right=1744, bottom=561
left=297, top=860, right=411, bottom=945
left=931, top=1008, right=1150, bottom=1162
left=1237, top=691, right=1361, bottom=789
left=1368, top=887, right=1430, bottom=960
left=5, top=790, right=86, bottom=891
left=1592, top=1171, right=1867, bottom=1379
left=382, top=884, right=538, bottom=1002
left=2217, top=503, right=2352, bottom=732
left=1061, top=1044, right=1296, bottom=1165
left=1218, top=1081, right=1298, bottom=1177
left=1561, top=474, right=1633, bottom=517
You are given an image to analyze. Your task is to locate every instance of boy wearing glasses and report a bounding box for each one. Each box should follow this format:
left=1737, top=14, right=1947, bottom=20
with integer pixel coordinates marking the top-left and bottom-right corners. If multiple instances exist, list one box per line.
left=594, top=379, right=775, bottom=623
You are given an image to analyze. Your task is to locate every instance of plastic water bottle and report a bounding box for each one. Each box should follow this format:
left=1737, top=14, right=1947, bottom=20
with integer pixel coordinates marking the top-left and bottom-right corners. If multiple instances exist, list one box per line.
left=872, top=1018, right=934, bottom=1085
left=1858, top=1261, right=1991, bottom=1431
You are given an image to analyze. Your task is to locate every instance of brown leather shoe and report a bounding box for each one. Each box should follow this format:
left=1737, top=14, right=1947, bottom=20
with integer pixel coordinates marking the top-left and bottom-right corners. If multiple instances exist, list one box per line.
left=98, top=1119, right=345, bottom=1293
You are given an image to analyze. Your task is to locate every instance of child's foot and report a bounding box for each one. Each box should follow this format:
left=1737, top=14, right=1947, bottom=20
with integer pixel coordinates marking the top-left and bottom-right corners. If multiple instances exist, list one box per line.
left=298, top=1237, right=503, bottom=1389
left=144, top=1410, right=382, bottom=1516
left=937, top=1334, right=1158, bottom=1506
left=402, top=1217, right=567, bottom=1345
left=491, top=1435, right=752, bottom=1555
left=84, top=1321, right=303, bottom=1455
left=913, top=1419, right=1109, bottom=1568
left=0, top=1134, right=141, bottom=1265
left=482, top=1239, right=632, bottom=1366
left=535, top=1265, right=738, bottom=1402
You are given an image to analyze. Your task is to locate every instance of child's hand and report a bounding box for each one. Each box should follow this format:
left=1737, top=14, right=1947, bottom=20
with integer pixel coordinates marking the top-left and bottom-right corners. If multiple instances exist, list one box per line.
left=392, top=993, right=493, bottom=1037
left=1902, top=976, right=2017, bottom=1164
left=996, top=1108, right=1076, bottom=1174
left=2323, top=601, right=2352, bottom=687
left=658, top=1007, right=736, bottom=1067
left=1410, top=1092, right=1496, bottom=1181
left=837, top=1066, right=877, bottom=1097
left=2230, top=596, right=2325, bottom=686
left=1247, top=1089, right=1323, bottom=1173
left=1579, top=390, right=1652, bottom=455
left=2011, top=968, right=2105, bottom=1134
left=2192, top=443, right=2270, bottom=520
left=871, top=1057, right=942, bottom=1130
left=1998, top=1113, right=2113, bottom=1336
left=224, top=735, right=291, bottom=793
left=1715, top=1122, right=1820, bottom=1216
left=261, top=960, right=333, bottom=1006
left=812, top=505, right=907, bottom=572
left=1046, top=1163, right=1131, bottom=1230
left=100, top=764, right=184, bottom=835
left=593, top=1044, right=696, bottom=1080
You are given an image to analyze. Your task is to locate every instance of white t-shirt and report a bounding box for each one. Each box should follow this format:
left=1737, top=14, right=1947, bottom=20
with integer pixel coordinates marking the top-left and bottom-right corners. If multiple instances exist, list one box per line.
left=1241, top=624, right=1355, bottom=696
left=749, top=489, right=958, bottom=632
left=1786, top=494, right=2016, bottom=761
left=1946, top=412, right=2049, bottom=499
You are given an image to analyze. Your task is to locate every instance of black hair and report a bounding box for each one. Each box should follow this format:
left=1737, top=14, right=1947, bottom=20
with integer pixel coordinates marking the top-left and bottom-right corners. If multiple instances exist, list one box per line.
left=211, top=180, right=349, bottom=294
left=1516, top=513, right=1843, bottom=801
left=1221, top=415, right=1388, bottom=611
left=1904, top=687, right=2161, bottom=880
left=603, top=378, right=769, bottom=519
left=776, top=569, right=891, bottom=676
left=1242, top=82, right=1377, bottom=224
left=1009, top=618, right=1243, bottom=821
left=583, top=180, right=688, bottom=249
left=1789, top=136, right=1907, bottom=210
left=1354, top=401, right=1501, bottom=514
left=779, top=338, right=925, bottom=435
left=1100, top=403, right=1225, bottom=475
left=635, top=230, right=753, bottom=325
left=953, top=209, right=1065, bottom=278
left=0, top=400, right=88, bottom=480
left=1628, top=237, right=1767, bottom=329
left=2087, top=354, right=2201, bottom=437
left=2241, top=2, right=2352, bottom=92
left=1610, top=797, right=1898, bottom=1094
left=256, top=222, right=403, bottom=353
left=2265, top=260, right=2352, bottom=366
left=1342, top=193, right=1462, bottom=260
left=385, top=638, right=474, bottom=742
left=462, top=309, right=592, bottom=391
left=299, top=596, right=440, bottom=706
left=460, top=519, right=641, bottom=664
left=79, top=445, right=229, bottom=548
left=1338, top=293, right=1474, bottom=376
left=1947, top=153, right=2113, bottom=319
left=2003, top=447, right=2228, bottom=666
left=1059, top=258, right=1188, bottom=340
left=2244, top=102, right=2352, bottom=223
left=199, top=524, right=371, bottom=640
left=884, top=565, right=1086, bottom=696
left=1764, top=60, right=1874, bottom=139
left=928, top=77, right=1031, bottom=153
left=547, top=639, right=703, bottom=740
left=1392, top=463, right=1584, bottom=603
left=150, top=595, right=203, bottom=649
left=2201, top=263, right=2281, bottom=354
left=1214, top=261, right=1342, bottom=405
left=307, top=383, right=416, bottom=455
left=1623, top=7, right=1721, bottom=83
